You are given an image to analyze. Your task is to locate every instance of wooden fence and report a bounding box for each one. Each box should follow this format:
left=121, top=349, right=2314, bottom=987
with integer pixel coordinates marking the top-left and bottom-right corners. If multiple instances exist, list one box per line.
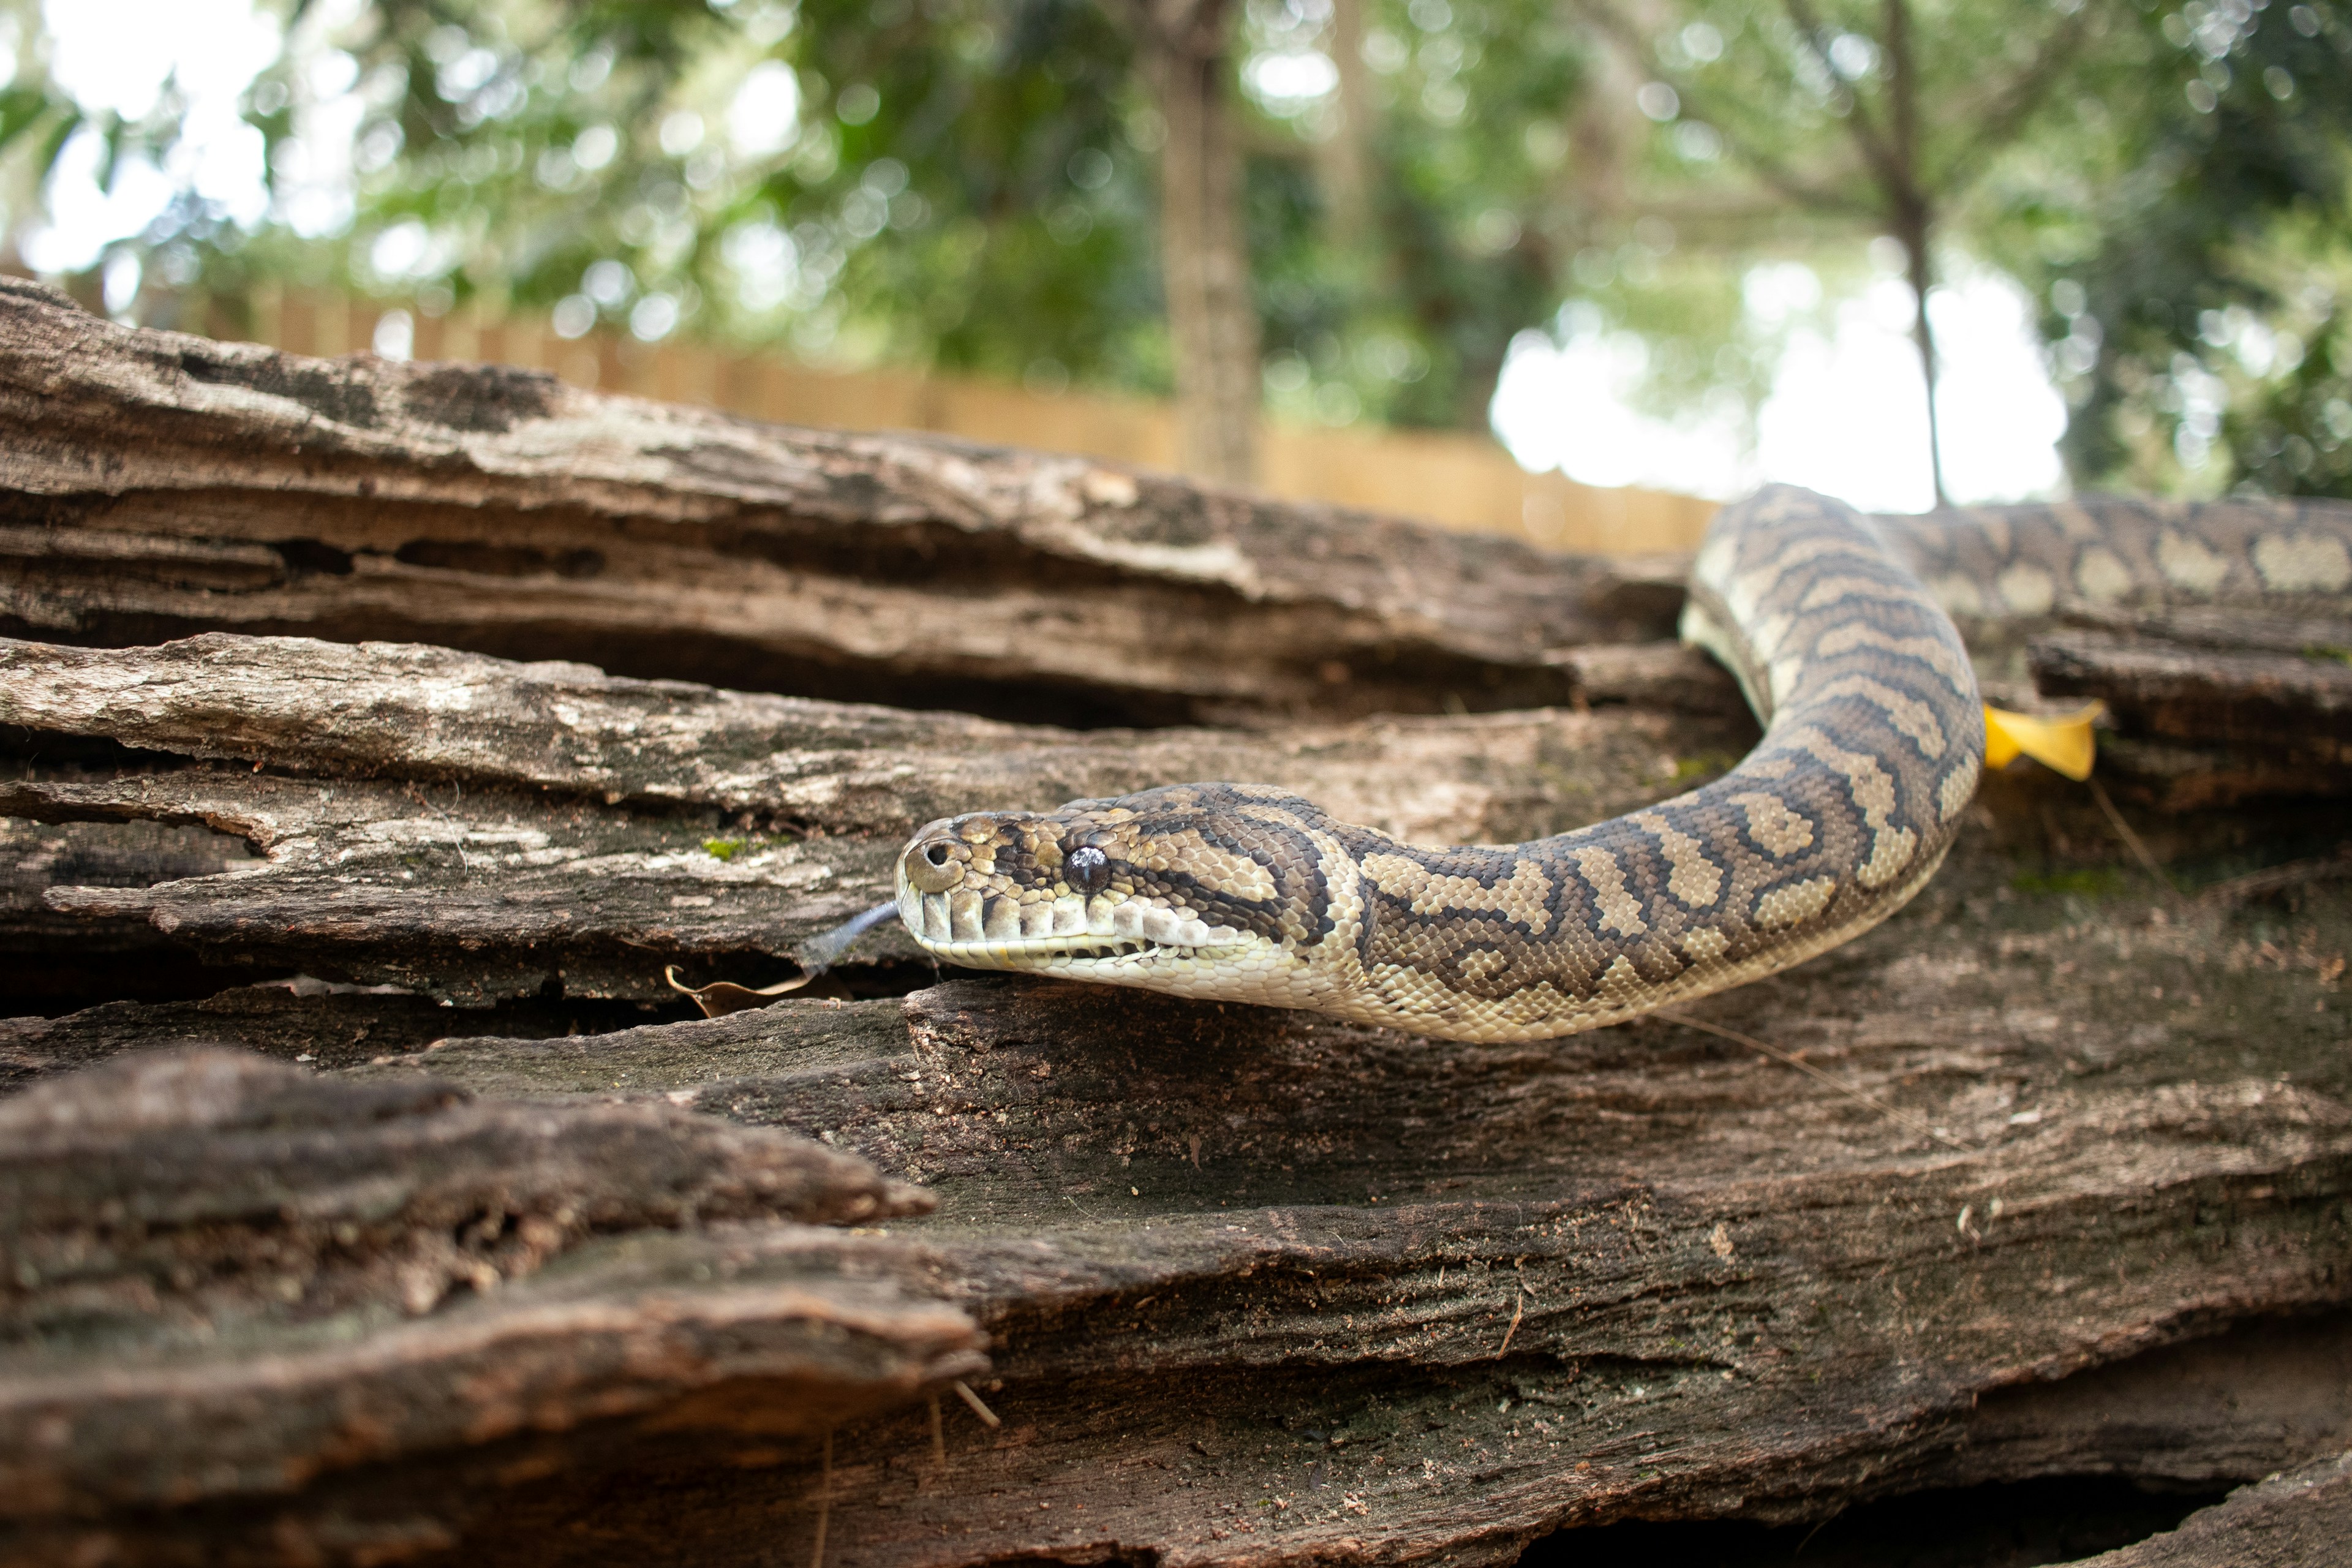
left=227, top=287, right=1717, bottom=556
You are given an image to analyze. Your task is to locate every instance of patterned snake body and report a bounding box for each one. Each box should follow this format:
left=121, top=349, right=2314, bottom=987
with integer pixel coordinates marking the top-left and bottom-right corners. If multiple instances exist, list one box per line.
left=894, top=486, right=2352, bottom=1042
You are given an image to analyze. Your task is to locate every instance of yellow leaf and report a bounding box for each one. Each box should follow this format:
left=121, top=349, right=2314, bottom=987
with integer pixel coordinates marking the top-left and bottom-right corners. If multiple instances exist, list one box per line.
left=1983, top=701, right=2105, bottom=782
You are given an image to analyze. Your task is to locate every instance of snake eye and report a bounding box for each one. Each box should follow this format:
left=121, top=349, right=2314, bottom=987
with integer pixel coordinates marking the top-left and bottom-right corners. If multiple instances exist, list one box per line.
left=902, top=835, right=968, bottom=894
left=1066, top=845, right=1110, bottom=895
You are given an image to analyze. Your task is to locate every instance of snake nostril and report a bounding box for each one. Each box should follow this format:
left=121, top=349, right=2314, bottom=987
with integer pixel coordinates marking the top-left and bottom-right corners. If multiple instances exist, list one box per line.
left=904, top=837, right=967, bottom=894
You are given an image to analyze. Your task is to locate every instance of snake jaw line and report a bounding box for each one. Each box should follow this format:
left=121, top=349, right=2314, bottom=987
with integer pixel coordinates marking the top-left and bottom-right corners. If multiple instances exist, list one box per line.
left=914, top=937, right=1262, bottom=971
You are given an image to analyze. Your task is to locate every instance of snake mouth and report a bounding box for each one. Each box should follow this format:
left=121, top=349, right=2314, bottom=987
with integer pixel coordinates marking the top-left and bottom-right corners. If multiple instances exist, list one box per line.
left=895, top=884, right=1251, bottom=964
left=913, top=934, right=1256, bottom=968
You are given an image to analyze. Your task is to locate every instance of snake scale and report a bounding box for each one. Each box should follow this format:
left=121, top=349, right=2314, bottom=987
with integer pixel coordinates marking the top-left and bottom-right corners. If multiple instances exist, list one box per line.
left=892, top=484, right=2352, bottom=1042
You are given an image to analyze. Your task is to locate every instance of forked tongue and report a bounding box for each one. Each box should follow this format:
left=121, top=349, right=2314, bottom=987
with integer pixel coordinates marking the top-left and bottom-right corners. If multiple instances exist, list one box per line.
left=665, top=899, right=903, bottom=1019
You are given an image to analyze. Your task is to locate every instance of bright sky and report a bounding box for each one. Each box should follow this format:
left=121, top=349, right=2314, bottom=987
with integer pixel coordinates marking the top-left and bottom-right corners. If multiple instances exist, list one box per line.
left=16, top=0, right=284, bottom=276
left=1490, top=263, right=2070, bottom=514
left=20, top=0, right=2070, bottom=516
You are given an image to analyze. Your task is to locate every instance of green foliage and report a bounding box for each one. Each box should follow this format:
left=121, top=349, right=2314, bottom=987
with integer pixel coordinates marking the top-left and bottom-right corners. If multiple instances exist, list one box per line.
left=1559, top=0, right=2119, bottom=478
left=2, top=0, right=2347, bottom=481
left=1671, top=749, right=1737, bottom=781
left=2008, top=865, right=2129, bottom=899
left=707, top=0, right=1156, bottom=380
left=1561, top=0, right=2352, bottom=500
left=0, top=0, right=1599, bottom=429
left=1977, top=0, right=2352, bottom=499
left=1310, top=0, right=1586, bottom=428
left=0, top=81, right=61, bottom=156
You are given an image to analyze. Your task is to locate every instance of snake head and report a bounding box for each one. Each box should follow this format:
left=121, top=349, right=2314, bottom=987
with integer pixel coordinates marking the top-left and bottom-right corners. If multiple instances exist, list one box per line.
left=892, top=783, right=1357, bottom=1003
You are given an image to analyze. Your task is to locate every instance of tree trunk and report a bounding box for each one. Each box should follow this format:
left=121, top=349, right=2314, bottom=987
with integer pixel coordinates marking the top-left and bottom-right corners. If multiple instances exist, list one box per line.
left=1895, top=201, right=1949, bottom=508
left=1139, top=0, right=1262, bottom=484
left=1882, top=0, right=1950, bottom=508
left=1321, top=0, right=1377, bottom=253
left=4, top=285, right=2351, bottom=1568
left=1569, top=9, right=1646, bottom=225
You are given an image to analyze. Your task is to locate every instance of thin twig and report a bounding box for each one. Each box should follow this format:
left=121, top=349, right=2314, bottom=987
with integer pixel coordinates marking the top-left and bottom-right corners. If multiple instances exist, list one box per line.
left=2196, top=846, right=2352, bottom=905
left=1936, top=6, right=2094, bottom=190
left=1496, top=1290, right=1525, bottom=1359
left=810, top=1428, right=832, bottom=1568
left=406, top=782, right=475, bottom=871
left=2087, top=776, right=2178, bottom=899
left=1562, top=0, right=1869, bottom=212
left=952, top=1379, right=1001, bottom=1429
left=1657, top=1009, right=1973, bottom=1152
left=1792, top=1510, right=1839, bottom=1561
left=1779, top=0, right=1899, bottom=190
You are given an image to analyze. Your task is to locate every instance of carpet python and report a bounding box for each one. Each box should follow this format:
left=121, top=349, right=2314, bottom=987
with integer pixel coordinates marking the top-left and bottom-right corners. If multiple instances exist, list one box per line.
left=892, top=484, right=2352, bottom=1042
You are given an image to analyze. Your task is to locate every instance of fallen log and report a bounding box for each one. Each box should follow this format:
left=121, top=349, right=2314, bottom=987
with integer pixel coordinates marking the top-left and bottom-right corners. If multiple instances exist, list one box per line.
left=0, top=1049, right=978, bottom=1567
left=5, top=632, right=2348, bottom=1566
left=0, top=279, right=1681, bottom=728
left=2, top=296, right=2349, bottom=1568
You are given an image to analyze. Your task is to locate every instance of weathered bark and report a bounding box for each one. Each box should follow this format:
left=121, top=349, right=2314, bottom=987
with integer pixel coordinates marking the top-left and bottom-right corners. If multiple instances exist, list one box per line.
left=2031, top=631, right=2352, bottom=747
left=2057, top=1449, right=2352, bottom=1568
left=0, top=279, right=1668, bottom=728
left=0, top=981, right=665, bottom=1087
left=0, top=635, right=1751, bottom=1006
left=3, top=298, right=2350, bottom=1568
left=0, top=813, right=263, bottom=1008
left=2029, top=631, right=2352, bottom=810
left=2, top=1044, right=932, bottom=1329
left=0, top=1050, right=980, bottom=1568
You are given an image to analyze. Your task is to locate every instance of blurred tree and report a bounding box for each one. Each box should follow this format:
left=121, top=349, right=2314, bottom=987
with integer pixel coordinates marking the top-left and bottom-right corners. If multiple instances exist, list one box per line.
left=0, top=0, right=1590, bottom=468
left=1, top=0, right=2343, bottom=502
left=1979, top=0, right=2352, bottom=500
left=1566, top=0, right=2103, bottom=506
left=0, top=0, right=1170, bottom=380
left=1555, top=0, right=2352, bottom=503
